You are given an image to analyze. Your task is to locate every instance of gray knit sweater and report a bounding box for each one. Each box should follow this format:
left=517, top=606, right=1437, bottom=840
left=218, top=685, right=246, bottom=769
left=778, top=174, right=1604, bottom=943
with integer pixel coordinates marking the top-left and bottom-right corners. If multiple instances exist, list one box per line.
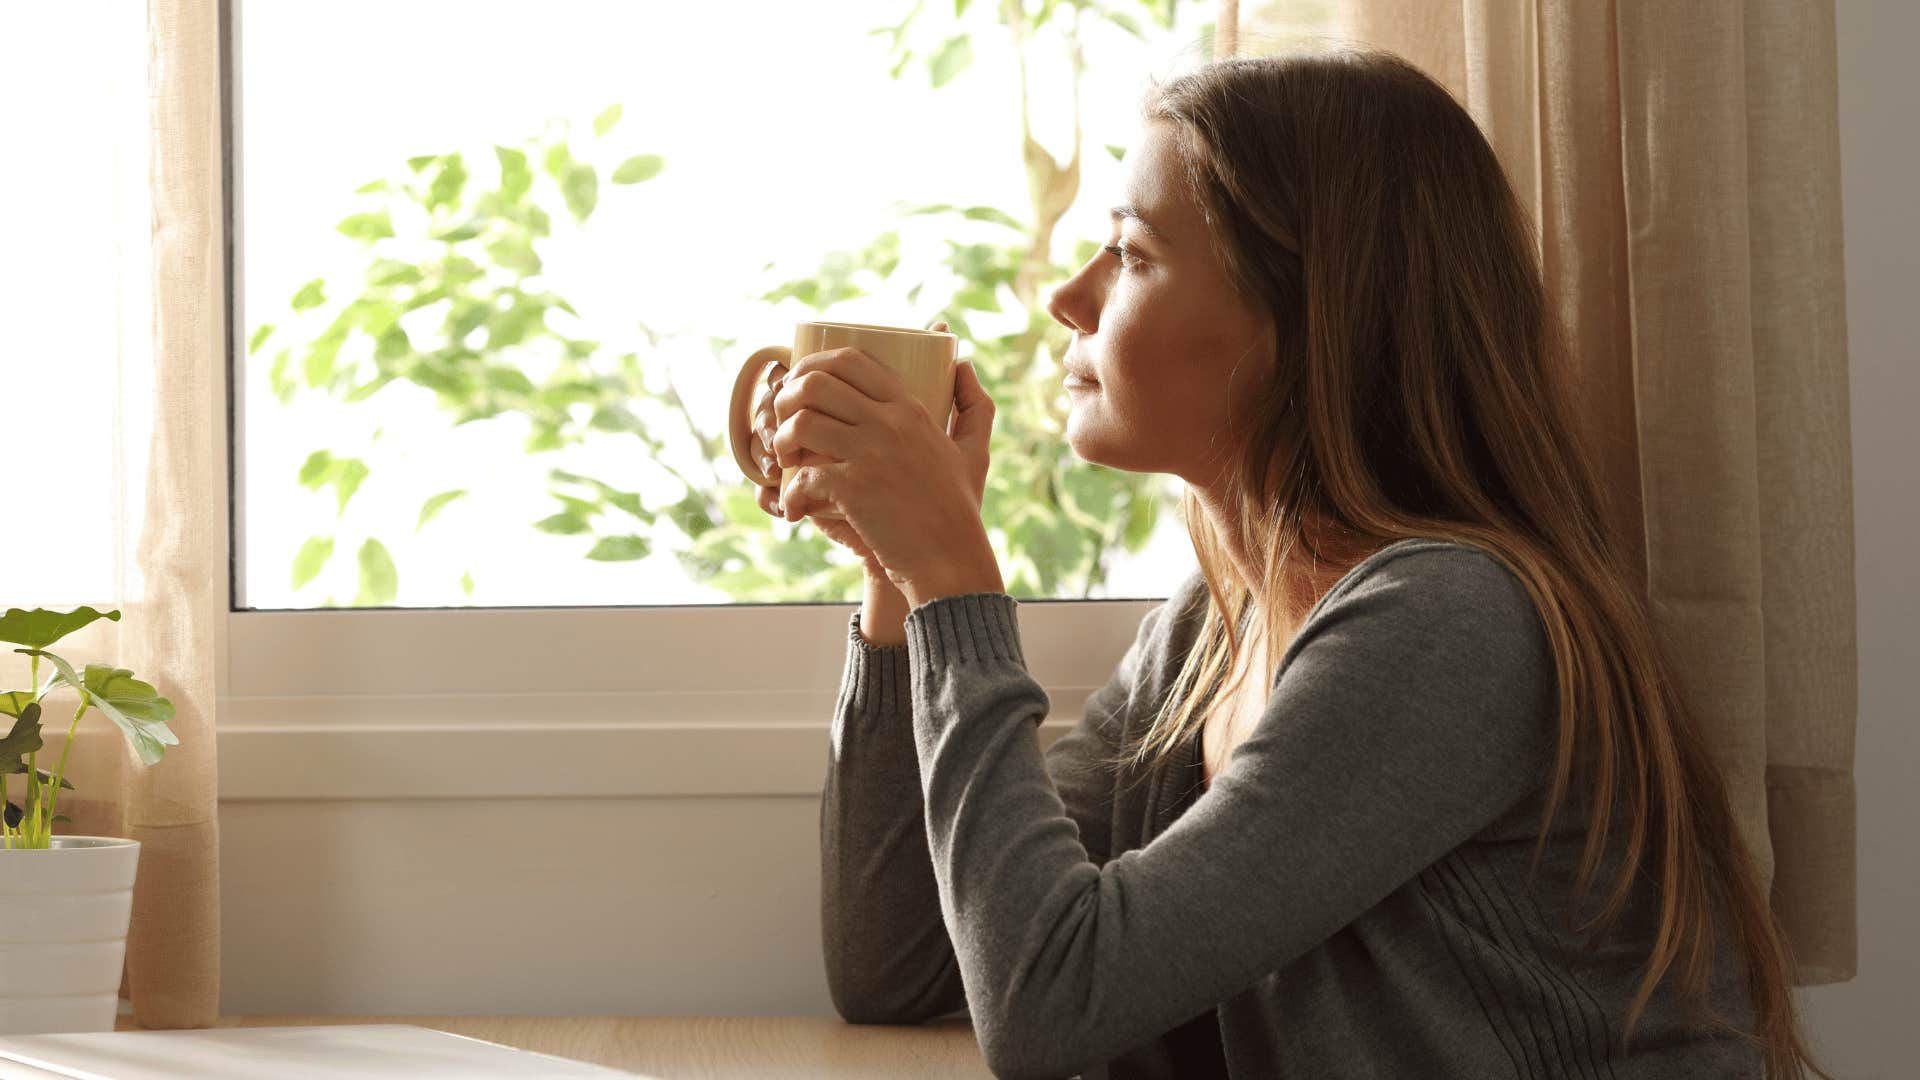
left=820, top=538, right=1763, bottom=1079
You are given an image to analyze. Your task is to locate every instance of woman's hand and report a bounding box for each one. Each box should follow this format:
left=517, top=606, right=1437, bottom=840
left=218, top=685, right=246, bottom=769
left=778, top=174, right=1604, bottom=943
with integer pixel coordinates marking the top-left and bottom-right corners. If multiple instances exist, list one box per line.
left=751, top=322, right=961, bottom=578
left=770, top=319, right=1002, bottom=603
left=751, top=356, right=882, bottom=574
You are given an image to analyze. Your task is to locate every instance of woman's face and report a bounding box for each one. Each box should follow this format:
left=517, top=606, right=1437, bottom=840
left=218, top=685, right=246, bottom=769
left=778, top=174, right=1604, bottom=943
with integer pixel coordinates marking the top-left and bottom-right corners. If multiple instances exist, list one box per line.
left=1045, top=119, right=1275, bottom=489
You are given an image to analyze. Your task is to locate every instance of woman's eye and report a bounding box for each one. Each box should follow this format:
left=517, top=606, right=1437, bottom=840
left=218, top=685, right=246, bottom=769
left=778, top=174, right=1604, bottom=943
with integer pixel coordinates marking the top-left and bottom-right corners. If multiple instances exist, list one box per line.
left=1100, top=243, right=1139, bottom=270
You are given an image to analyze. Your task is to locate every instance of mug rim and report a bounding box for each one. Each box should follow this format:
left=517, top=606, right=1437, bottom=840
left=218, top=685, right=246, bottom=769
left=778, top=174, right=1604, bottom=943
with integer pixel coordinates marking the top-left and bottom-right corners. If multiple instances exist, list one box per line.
left=802, top=320, right=956, bottom=339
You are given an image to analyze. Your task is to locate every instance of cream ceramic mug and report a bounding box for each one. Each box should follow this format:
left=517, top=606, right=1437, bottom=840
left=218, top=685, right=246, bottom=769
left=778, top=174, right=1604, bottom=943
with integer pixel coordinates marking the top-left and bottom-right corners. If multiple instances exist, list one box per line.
left=728, top=320, right=959, bottom=523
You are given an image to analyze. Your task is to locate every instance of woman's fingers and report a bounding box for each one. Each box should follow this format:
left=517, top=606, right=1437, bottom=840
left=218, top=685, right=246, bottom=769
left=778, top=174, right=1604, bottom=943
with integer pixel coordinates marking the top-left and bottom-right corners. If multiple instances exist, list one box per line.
left=755, top=364, right=788, bottom=455
left=769, top=368, right=881, bottom=467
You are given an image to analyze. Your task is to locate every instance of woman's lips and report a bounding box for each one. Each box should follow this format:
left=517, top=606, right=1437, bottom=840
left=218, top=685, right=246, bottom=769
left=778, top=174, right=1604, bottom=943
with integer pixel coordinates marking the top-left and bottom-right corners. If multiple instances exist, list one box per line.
left=1064, top=374, right=1099, bottom=389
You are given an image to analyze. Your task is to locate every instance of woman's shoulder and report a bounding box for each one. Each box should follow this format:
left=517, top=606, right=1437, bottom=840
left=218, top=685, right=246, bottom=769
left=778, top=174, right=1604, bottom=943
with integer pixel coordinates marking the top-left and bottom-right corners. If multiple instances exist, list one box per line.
left=1311, top=536, right=1535, bottom=618
left=1168, top=537, right=1533, bottom=619
left=1150, top=536, right=1543, bottom=667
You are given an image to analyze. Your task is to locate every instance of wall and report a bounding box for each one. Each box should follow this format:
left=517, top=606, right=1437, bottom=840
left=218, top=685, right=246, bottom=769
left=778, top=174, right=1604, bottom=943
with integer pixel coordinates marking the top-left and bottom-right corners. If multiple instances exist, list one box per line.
left=1791, top=2, right=1920, bottom=1077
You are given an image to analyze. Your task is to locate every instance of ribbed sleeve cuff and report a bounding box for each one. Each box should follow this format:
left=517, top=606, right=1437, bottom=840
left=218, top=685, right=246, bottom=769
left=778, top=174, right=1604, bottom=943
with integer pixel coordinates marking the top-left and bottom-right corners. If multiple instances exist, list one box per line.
left=839, top=610, right=912, bottom=716
left=903, top=591, right=1027, bottom=668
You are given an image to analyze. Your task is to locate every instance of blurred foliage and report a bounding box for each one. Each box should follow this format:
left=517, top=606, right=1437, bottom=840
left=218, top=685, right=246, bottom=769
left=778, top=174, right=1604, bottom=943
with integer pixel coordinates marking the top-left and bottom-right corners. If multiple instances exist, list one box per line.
left=253, top=0, right=1216, bottom=606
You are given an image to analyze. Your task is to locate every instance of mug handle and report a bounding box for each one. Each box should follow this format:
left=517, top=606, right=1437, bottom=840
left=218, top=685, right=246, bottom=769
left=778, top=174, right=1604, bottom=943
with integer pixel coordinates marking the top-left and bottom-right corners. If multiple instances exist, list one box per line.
left=728, top=345, right=790, bottom=487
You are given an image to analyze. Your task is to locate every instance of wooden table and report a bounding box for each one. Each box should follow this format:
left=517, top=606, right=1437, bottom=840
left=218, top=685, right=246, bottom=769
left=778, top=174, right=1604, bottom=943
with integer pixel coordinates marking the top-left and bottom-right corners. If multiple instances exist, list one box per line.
left=113, top=1014, right=994, bottom=1078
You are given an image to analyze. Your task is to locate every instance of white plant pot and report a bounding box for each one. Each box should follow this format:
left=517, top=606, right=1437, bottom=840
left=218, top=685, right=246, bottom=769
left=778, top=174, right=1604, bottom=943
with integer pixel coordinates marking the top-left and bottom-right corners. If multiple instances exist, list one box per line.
left=0, top=836, right=140, bottom=1035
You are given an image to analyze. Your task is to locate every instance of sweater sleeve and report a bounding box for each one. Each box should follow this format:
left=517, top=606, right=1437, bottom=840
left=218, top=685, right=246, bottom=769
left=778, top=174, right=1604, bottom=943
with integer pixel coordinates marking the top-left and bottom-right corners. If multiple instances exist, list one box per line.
left=820, top=592, right=1186, bottom=1026
left=900, top=546, right=1559, bottom=1080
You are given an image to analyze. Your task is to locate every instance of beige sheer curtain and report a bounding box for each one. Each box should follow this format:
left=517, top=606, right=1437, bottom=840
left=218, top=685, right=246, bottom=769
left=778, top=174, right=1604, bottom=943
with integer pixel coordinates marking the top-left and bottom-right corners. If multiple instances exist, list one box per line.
left=59, top=0, right=225, bottom=1028
left=1243, top=0, right=1857, bottom=984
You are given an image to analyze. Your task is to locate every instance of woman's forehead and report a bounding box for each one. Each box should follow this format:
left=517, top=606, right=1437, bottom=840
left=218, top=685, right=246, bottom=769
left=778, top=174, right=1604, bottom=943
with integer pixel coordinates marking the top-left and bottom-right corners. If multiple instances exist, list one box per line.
left=1116, top=122, right=1200, bottom=246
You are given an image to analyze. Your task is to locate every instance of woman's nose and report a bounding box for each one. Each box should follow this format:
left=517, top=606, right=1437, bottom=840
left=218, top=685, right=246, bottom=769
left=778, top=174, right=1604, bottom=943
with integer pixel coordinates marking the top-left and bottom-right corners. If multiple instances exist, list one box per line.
left=1046, top=262, right=1097, bottom=333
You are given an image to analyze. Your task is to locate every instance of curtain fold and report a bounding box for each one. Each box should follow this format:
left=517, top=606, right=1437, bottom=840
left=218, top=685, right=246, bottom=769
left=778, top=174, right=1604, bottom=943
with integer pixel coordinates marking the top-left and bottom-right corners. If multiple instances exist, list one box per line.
left=1333, top=0, right=1857, bottom=984
left=100, top=0, right=225, bottom=1027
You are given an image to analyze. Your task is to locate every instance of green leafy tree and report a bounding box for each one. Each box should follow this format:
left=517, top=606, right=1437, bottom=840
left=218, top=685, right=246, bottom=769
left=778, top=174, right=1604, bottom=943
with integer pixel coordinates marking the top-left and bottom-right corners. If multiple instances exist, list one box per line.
left=256, top=1, right=1207, bottom=605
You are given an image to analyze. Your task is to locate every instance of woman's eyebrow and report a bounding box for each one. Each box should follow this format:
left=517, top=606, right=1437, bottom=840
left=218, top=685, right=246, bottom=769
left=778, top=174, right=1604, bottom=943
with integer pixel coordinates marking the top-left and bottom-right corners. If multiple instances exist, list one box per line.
left=1110, top=203, right=1171, bottom=245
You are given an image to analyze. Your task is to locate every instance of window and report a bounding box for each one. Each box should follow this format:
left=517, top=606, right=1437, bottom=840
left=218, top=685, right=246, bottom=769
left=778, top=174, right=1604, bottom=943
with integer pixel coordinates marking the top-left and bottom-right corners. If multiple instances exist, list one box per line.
left=232, top=0, right=1220, bottom=614
left=222, top=1, right=1242, bottom=797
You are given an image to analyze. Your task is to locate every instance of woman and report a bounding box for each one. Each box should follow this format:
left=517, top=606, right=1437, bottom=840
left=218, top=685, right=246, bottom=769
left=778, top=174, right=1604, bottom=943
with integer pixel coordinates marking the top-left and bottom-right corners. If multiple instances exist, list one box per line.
left=758, top=46, right=1832, bottom=1080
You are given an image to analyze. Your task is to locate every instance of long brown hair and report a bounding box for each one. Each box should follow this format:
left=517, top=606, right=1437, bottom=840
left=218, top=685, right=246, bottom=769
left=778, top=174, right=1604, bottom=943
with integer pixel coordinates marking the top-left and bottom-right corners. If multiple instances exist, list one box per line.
left=1104, top=46, right=1833, bottom=1078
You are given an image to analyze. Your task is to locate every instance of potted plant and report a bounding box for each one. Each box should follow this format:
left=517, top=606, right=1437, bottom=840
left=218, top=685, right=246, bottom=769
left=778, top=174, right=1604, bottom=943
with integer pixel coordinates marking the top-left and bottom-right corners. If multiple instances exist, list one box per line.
left=0, top=605, right=180, bottom=1036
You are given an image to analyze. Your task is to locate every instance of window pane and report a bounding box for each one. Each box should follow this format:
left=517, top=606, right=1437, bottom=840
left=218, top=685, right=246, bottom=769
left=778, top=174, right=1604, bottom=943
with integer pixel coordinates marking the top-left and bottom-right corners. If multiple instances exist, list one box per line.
left=234, top=1, right=1336, bottom=610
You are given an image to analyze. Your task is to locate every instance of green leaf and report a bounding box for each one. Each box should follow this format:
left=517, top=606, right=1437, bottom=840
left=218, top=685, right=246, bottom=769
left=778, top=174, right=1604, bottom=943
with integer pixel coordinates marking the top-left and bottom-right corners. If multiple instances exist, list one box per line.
left=485, top=234, right=543, bottom=276
left=586, top=535, right=650, bottom=561
left=343, top=373, right=398, bottom=403
left=1, top=703, right=43, bottom=773
left=336, top=209, right=395, bottom=242
left=290, top=278, right=327, bottom=312
left=550, top=469, right=651, bottom=522
left=291, top=536, right=334, bottom=590
left=349, top=297, right=401, bottom=338
left=355, top=177, right=391, bottom=194
left=459, top=571, right=475, bottom=596
left=354, top=539, right=398, bottom=607
left=407, top=154, right=437, bottom=173
left=0, top=607, right=121, bottom=651
left=269, top=348, right=295, bottom=404
left=561, top=164, right=598, bottom=223
left=960, top=206, right=1024, bottom=230
left=427, top=152, right=468, bottom=211
left=297, top=450, right=371, bottom=517
left=1105, top=143, right=1127, bottom=161
left=431, top=219, right=486, bottom=243
left=587, top=403, right=644, bottom=434
left=415, top=489, right=468, bottom=533
left=593, top=103, right=623, bottom=136
left=928, top=35, right=973, bottom=88
left=611, top=154, right=664, bottom=184
left=367, top=259, right=424, bottom=287
left=249, top=324, right=275, bottom=355
left=302, top=327, right=345, bottom=388
left=494, top=145, right=532, bottom=203
left=483, top=365, right=536, bottom=394
left=534, top=512, right=591, bottom=535
left=663, top=493, right=715, bottom=541
left=954, top=283, right=1002, bottom=312
left=15, top=653, right=179, bottom=767
left=9, top=765, right=75, bottom=792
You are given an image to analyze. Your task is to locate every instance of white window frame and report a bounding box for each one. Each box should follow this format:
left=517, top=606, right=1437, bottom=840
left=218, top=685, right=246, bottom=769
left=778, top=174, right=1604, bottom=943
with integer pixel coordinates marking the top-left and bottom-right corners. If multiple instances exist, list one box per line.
left=214, top=0, right=1174, bottom=804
